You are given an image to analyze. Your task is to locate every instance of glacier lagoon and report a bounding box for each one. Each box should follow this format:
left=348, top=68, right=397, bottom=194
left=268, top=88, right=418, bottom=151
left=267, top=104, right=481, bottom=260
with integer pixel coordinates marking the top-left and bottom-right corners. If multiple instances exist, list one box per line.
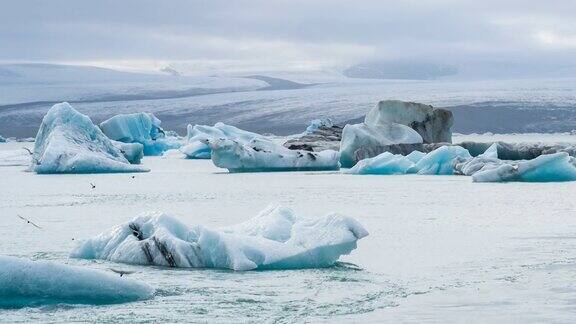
left=2, top=137, right=576, bottom=322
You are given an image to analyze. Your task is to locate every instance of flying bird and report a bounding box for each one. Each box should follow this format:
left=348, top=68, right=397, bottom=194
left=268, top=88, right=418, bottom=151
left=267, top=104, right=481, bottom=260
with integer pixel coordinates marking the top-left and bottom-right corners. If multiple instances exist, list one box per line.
left=90, top=182, right=96, bottom=189
left=110, top=268, right=136, bottom=277
left=22, top=147, right=33, bottom=155
left=17, top=215, right=42, bottom=229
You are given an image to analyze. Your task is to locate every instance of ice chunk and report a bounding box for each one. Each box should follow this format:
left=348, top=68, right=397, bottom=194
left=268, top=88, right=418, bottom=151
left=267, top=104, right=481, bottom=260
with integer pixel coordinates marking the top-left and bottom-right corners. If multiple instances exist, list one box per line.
left=415, top=145, right=472, bottom=175
left=347, top=151, right=417, bottom=175
left=478, top=142, right=499, bottom=159
left=181, top=122, right=263, bottom=159
left=304, top=118, right=334, bottom=135
left=111, top=140, right=144, bottom=164
left=71, top=205, right=368, bottom=271
left=208, top=138, right=340, bottom=172
left=473, top=152, right=576, bottom=182
left=0, top=256, right=154, bottom=308
left=100, top=113, right=181, bottom=156
left=30, top=103, right=148, bottom=174
left=0, top=135, right=5, bottom=142
left=339, top=122, right=423, bottom=167
left=366, top=100, right=453, bottom=143
left=406, top=150, right=426, bottom=163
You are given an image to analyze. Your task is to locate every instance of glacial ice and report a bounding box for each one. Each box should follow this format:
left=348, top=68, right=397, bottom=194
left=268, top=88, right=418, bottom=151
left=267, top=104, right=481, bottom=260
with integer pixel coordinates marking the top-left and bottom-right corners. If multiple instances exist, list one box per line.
left=181, top=122, right=264, bottom=159
left=0, top=134, right=5, bottom=142
left=365, top=100, right=453, bottom=143
left=339, top=122, right=423, bottom=168
left=415, top=146, right=472, bottom=175
left=30, top=103, right=148, bottom=174
left=304, top=118, right=334, bottom=135
left=71, top=205, right=368, bottom=271
left=472, top=152, right=576, bottom=182
left=209, top=137, right=340, bottom=172
left=0, top=256, right=154, bottom=308
left=100, top=112, right=181, bottom=156
left=111, top=140, right=144, bottom=164
left=406, top=150, right=426, bottom=164
left=347, top=152, right=417, bottom=175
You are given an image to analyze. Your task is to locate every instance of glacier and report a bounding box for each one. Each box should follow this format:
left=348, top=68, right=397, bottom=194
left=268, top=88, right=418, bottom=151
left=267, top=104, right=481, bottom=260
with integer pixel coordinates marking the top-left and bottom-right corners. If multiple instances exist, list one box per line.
left=30, top=102, right=148, bottom=174
left=180, top=122, right=264, bottom=159
left=71, top=204, right=368, bottom=271
left=347, top=151, right=417, bottom=175
left=208, top=137, right=340, bottom=172
left=99, top=112, right=181, bottom=156
left=0, top=256, right=154, bottom=308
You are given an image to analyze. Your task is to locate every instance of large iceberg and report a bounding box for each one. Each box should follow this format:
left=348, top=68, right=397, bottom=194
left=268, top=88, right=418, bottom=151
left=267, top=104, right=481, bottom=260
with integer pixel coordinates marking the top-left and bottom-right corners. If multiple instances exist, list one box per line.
left=366, top=100, right=453, bottom=143
left=0, top=256, right=154, bottom=308
left=30, top=103, right=148, bottom=174
left=339, top=122, right=422, bottom=168
left=71, top=205, right=368, bottom=271
left=347, top=151, right=417, bottom=175
left=100, top=113, right=181, bottom=156
left=208, top=138, right=340, bottom=172
left=180, top=122, right=264, bottom=159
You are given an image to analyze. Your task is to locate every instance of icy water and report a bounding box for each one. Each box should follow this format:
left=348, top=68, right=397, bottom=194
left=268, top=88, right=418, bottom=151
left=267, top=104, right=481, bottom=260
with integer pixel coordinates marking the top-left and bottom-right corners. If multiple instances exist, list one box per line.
left=2, top=142, right=576, bottom=322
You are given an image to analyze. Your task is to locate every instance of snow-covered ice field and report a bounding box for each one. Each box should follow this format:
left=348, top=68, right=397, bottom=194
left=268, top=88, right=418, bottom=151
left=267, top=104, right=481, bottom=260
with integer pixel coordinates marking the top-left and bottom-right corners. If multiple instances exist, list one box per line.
left=2, top=140, right=576, bottom=322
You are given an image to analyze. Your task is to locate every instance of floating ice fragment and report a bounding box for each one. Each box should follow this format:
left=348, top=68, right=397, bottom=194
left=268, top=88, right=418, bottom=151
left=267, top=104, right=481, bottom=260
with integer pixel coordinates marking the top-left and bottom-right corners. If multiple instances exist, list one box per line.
left=0, top=256, right=154, bottom=308
left=100, top=112, right=181, bottom=156
left=347, top=151, right=417, bottom=175
left=415, top=145, right=471, bottom=175
left=30, top=102, right=148, bottom=174
left=208, top=138, right=340, bottom=172
left=71, top=205, right=368, bottom=271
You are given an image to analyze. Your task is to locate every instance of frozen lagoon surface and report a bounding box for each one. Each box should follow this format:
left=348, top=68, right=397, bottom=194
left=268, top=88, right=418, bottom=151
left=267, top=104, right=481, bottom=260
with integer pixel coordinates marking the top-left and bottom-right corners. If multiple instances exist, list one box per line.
left=2, top=140, right=576, bottom=322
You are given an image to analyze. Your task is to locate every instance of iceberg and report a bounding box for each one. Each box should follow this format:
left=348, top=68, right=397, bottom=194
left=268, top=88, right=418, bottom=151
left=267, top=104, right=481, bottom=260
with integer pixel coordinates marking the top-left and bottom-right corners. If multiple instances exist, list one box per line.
left=0, top=134, right=5, bottom=142
left=339, top=122, right=423, bottom=168
left=71, top=205, right=368, bottom=271
left=304, top=118, right=334, bottom=135
left=181, top=122, right=263, bottom=159
left=366, top=100, right=453, bottom=143
left=111, top=140, right=144, bottom=164
left=472, top=152, right=576, bottom=182
left=208, top=138, right=340, bottom=172
left=99, top=113, right=181, bottom=156
left=347, top=151, right=417, bottom=175
left=406, top=150, right=426, bottom=164
left=415, top=145, right=472, bottom=175
left=284, top=118, right=343, bottom=152
left=0, top=256, right=154, bottom=308
left=30, top=103, right=148, bottom=174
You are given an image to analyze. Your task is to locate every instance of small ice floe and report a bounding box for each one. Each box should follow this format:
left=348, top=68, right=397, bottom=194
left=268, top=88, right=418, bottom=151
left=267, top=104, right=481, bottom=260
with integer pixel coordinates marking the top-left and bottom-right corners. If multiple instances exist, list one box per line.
left=180, top=122, right=264, bottom=159
left=29, top=102, right=148, bottom=174
left=0, top=256, right=154, bottom=308
left=71, top=204, right=368, bottom=271
left=100, top=112, right=181, bottom=156
left=208, top=137, right=341, bottom=172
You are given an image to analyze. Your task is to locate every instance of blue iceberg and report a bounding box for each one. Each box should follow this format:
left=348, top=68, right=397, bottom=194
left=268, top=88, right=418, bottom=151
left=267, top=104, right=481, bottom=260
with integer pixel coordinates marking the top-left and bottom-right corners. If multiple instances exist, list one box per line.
left=347, top=151, right=417, bottom=175
left=0, top=135, right=6, bottom=143
left=30, top=103, right=148, bottom=174
left=111, top=141, right=144, bottom=164
left=208, top=137, right=340, bottom=172
left=415, top=146, right=472, bottom=175
left=100, top=113, right=181, bottom=156
left=71, top=205, right=368, bottom=271
left=180, top=122, right=264, bottom=159
left=0, top=256, right=154, bottom=308
left=472, top=152, right=576, bottom=182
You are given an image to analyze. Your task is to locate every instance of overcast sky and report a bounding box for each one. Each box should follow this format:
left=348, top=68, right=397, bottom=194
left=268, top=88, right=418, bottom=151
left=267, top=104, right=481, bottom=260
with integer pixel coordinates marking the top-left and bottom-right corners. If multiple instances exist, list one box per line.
left=1, top=0, right=575, bottom=75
